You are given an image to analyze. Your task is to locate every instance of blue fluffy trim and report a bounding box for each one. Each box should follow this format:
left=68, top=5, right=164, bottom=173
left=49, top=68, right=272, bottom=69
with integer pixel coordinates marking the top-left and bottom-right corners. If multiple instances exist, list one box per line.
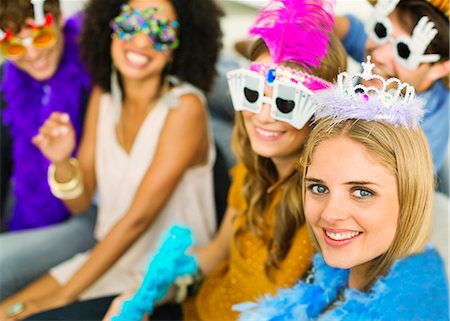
left=112, top=225, right=197, bottom=321
left=237, top=246, right=449, bottom=320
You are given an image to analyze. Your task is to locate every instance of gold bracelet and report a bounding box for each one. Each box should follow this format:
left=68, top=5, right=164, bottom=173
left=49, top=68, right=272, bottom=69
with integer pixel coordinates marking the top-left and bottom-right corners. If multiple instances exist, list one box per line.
left=48, top=158, right=81, bottom=191
left=50, top=179, right=84, bottom=200
left=48, top=158, right=84, bottom=200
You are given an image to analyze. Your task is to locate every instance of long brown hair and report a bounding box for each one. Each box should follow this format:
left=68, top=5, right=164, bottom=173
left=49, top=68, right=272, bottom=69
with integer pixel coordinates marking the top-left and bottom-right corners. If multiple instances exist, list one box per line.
left=300, top=119, right=434, bottom=290
left=232, top=34, right=347, bottom=276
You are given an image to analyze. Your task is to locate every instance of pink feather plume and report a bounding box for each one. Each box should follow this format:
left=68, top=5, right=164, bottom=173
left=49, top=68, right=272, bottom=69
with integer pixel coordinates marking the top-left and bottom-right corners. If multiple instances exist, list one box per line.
left=249, top=0, right=336, bottom=69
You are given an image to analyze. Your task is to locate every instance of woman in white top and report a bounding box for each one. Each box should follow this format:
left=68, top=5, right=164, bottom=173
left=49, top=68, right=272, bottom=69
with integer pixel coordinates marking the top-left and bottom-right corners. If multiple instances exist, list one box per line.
left=0, top=0, right=223, bottom=319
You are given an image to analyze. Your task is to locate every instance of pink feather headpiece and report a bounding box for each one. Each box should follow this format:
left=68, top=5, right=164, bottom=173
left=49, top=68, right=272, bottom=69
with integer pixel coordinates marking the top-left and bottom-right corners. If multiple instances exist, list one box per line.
left=249, top=0, right=336, bottom=69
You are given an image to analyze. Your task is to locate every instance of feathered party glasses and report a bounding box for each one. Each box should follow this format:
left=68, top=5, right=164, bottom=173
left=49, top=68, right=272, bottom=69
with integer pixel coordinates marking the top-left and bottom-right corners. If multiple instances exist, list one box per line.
left=314, top=56, right=424, bottom=128
left=0, top=0, right=56, bottom=59
left=366, top=0, right=440, bottom=70
left=111, top=4, right=179, bottom=52
left=227, top=63, right=331, bottom=129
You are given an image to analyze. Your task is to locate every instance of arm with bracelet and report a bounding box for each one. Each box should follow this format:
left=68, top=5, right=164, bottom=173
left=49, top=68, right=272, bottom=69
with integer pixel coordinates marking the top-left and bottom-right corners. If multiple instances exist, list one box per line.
left=48, top=158, right=84, bottom=200
left=33, top=87, right=102, bottom=214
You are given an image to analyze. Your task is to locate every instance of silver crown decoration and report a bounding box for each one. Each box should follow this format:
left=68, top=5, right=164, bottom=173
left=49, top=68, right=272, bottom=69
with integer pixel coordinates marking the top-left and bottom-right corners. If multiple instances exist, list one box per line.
left=339, top=56, right=415, bottom=106
left=313, top=56, right=424, bottom=128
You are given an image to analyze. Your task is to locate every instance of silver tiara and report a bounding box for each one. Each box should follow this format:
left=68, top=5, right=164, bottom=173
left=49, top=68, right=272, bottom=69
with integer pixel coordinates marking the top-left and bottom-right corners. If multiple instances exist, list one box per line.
left=313, top=56, right=425, bottom=128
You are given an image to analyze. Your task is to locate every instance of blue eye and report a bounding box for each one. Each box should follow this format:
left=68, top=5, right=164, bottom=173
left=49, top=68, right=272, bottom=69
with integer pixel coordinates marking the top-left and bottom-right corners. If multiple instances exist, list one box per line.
left=352, top=189, right=373, bottom=198
left=308, top=184, right=328, bottom=195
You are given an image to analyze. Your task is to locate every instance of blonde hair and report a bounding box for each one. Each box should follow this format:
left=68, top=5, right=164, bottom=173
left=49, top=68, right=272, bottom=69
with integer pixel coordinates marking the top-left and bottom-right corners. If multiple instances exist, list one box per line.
left=232, top=33, right=347, bottom=276
left=300, top=118, right=434, bottom=290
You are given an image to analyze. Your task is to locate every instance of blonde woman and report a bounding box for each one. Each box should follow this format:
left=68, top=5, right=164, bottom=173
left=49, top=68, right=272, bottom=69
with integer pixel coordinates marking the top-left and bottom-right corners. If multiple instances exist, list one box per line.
left=237, top=57, right=449, bottom=320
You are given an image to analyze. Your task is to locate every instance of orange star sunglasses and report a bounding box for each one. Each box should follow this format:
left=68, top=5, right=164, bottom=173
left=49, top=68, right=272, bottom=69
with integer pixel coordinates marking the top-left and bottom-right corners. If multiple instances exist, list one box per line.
left=0, top=14, right=56, bottom=59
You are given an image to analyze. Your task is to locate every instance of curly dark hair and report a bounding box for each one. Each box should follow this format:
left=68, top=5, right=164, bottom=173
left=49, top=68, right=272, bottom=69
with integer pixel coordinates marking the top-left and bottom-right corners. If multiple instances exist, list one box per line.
left=0, top=0, right=61, bottom=33
left=80, top=0, right=223, bottom=93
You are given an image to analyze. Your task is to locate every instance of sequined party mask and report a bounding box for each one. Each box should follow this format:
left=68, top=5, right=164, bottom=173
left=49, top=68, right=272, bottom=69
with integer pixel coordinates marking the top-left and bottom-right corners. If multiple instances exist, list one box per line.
left=111, top=4, right=179, bottom=52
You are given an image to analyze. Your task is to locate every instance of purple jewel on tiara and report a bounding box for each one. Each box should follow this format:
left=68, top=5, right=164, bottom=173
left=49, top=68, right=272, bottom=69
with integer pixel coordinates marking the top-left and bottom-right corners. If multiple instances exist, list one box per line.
left=313, top=56, right=425, bottom=129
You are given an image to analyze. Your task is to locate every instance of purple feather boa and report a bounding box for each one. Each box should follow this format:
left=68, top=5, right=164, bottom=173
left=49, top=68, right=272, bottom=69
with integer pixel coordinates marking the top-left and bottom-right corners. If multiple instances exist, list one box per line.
left=2, top=14, right=91, bottom=230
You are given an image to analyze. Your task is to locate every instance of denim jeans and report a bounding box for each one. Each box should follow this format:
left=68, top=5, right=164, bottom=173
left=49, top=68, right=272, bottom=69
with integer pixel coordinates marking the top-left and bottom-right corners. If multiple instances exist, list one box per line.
left=0, top=206, right=97, bottom=301
left=26, top=295, right=183, bottom=321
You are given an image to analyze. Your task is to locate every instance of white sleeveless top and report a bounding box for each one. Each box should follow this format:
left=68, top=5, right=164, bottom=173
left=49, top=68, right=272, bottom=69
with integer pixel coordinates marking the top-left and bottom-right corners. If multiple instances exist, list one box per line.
left=50, top=80, right=216, bottom=299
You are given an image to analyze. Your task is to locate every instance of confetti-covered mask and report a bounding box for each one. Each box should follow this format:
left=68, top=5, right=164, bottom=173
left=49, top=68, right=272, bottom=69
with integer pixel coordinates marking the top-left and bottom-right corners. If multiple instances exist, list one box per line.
left=366, top=0, right=440, bottom=70
left=111, top=4, right=179, bottom=52
left=227, top=63, right=331, bottom=130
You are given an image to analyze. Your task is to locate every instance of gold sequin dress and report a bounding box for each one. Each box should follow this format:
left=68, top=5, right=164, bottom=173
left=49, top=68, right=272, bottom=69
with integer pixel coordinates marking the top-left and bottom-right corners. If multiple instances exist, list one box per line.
left=183, top=163, right=315, bottom=321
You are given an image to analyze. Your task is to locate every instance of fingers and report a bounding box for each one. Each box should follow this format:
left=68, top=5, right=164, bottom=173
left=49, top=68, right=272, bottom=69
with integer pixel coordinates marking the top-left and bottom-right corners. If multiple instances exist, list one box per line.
left=46, top=112, right=72, bottom=136
left=32, top=112, right=72, bottom=143
left=5, top=304, right=29, bottom=321
left=50, top=111, right=71, bottom=124
left=31, top=132, right=48, bottom=148
left=429, top=60, right=450, bottom=82
left=415, top=61, right=450, bottom=92
left=102, top=297, right=123, bottom=321
left=103, top=290, right=136, bottom=321
left=39, top=119, right=69, bottom=137
left=412, top=16, right=438, bottom=53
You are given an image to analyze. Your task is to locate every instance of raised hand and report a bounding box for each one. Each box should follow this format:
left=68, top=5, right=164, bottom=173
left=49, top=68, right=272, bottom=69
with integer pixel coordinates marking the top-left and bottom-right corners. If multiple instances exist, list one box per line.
left=32, top=112, right=76, bottom=164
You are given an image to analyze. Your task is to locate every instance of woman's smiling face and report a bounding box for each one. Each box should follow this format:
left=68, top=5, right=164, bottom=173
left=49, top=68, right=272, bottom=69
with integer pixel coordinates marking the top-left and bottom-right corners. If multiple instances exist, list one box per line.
left=242, top=53, right=312, bottom=169
left=304, top=135, right=399, bottom=273
left=110, top=0, right=176, bottom=81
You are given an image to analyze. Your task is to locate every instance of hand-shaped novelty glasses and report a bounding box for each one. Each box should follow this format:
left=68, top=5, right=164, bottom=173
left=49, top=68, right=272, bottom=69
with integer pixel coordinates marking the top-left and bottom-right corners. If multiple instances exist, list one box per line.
left=366, top=0, right=440, bottom=70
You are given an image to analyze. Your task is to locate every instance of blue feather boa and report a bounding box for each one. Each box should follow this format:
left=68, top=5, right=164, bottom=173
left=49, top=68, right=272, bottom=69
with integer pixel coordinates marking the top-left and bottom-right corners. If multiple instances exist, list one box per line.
left=112, top=225, right=197, bottom=321
left=236, top=246, right=449, bottom=320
